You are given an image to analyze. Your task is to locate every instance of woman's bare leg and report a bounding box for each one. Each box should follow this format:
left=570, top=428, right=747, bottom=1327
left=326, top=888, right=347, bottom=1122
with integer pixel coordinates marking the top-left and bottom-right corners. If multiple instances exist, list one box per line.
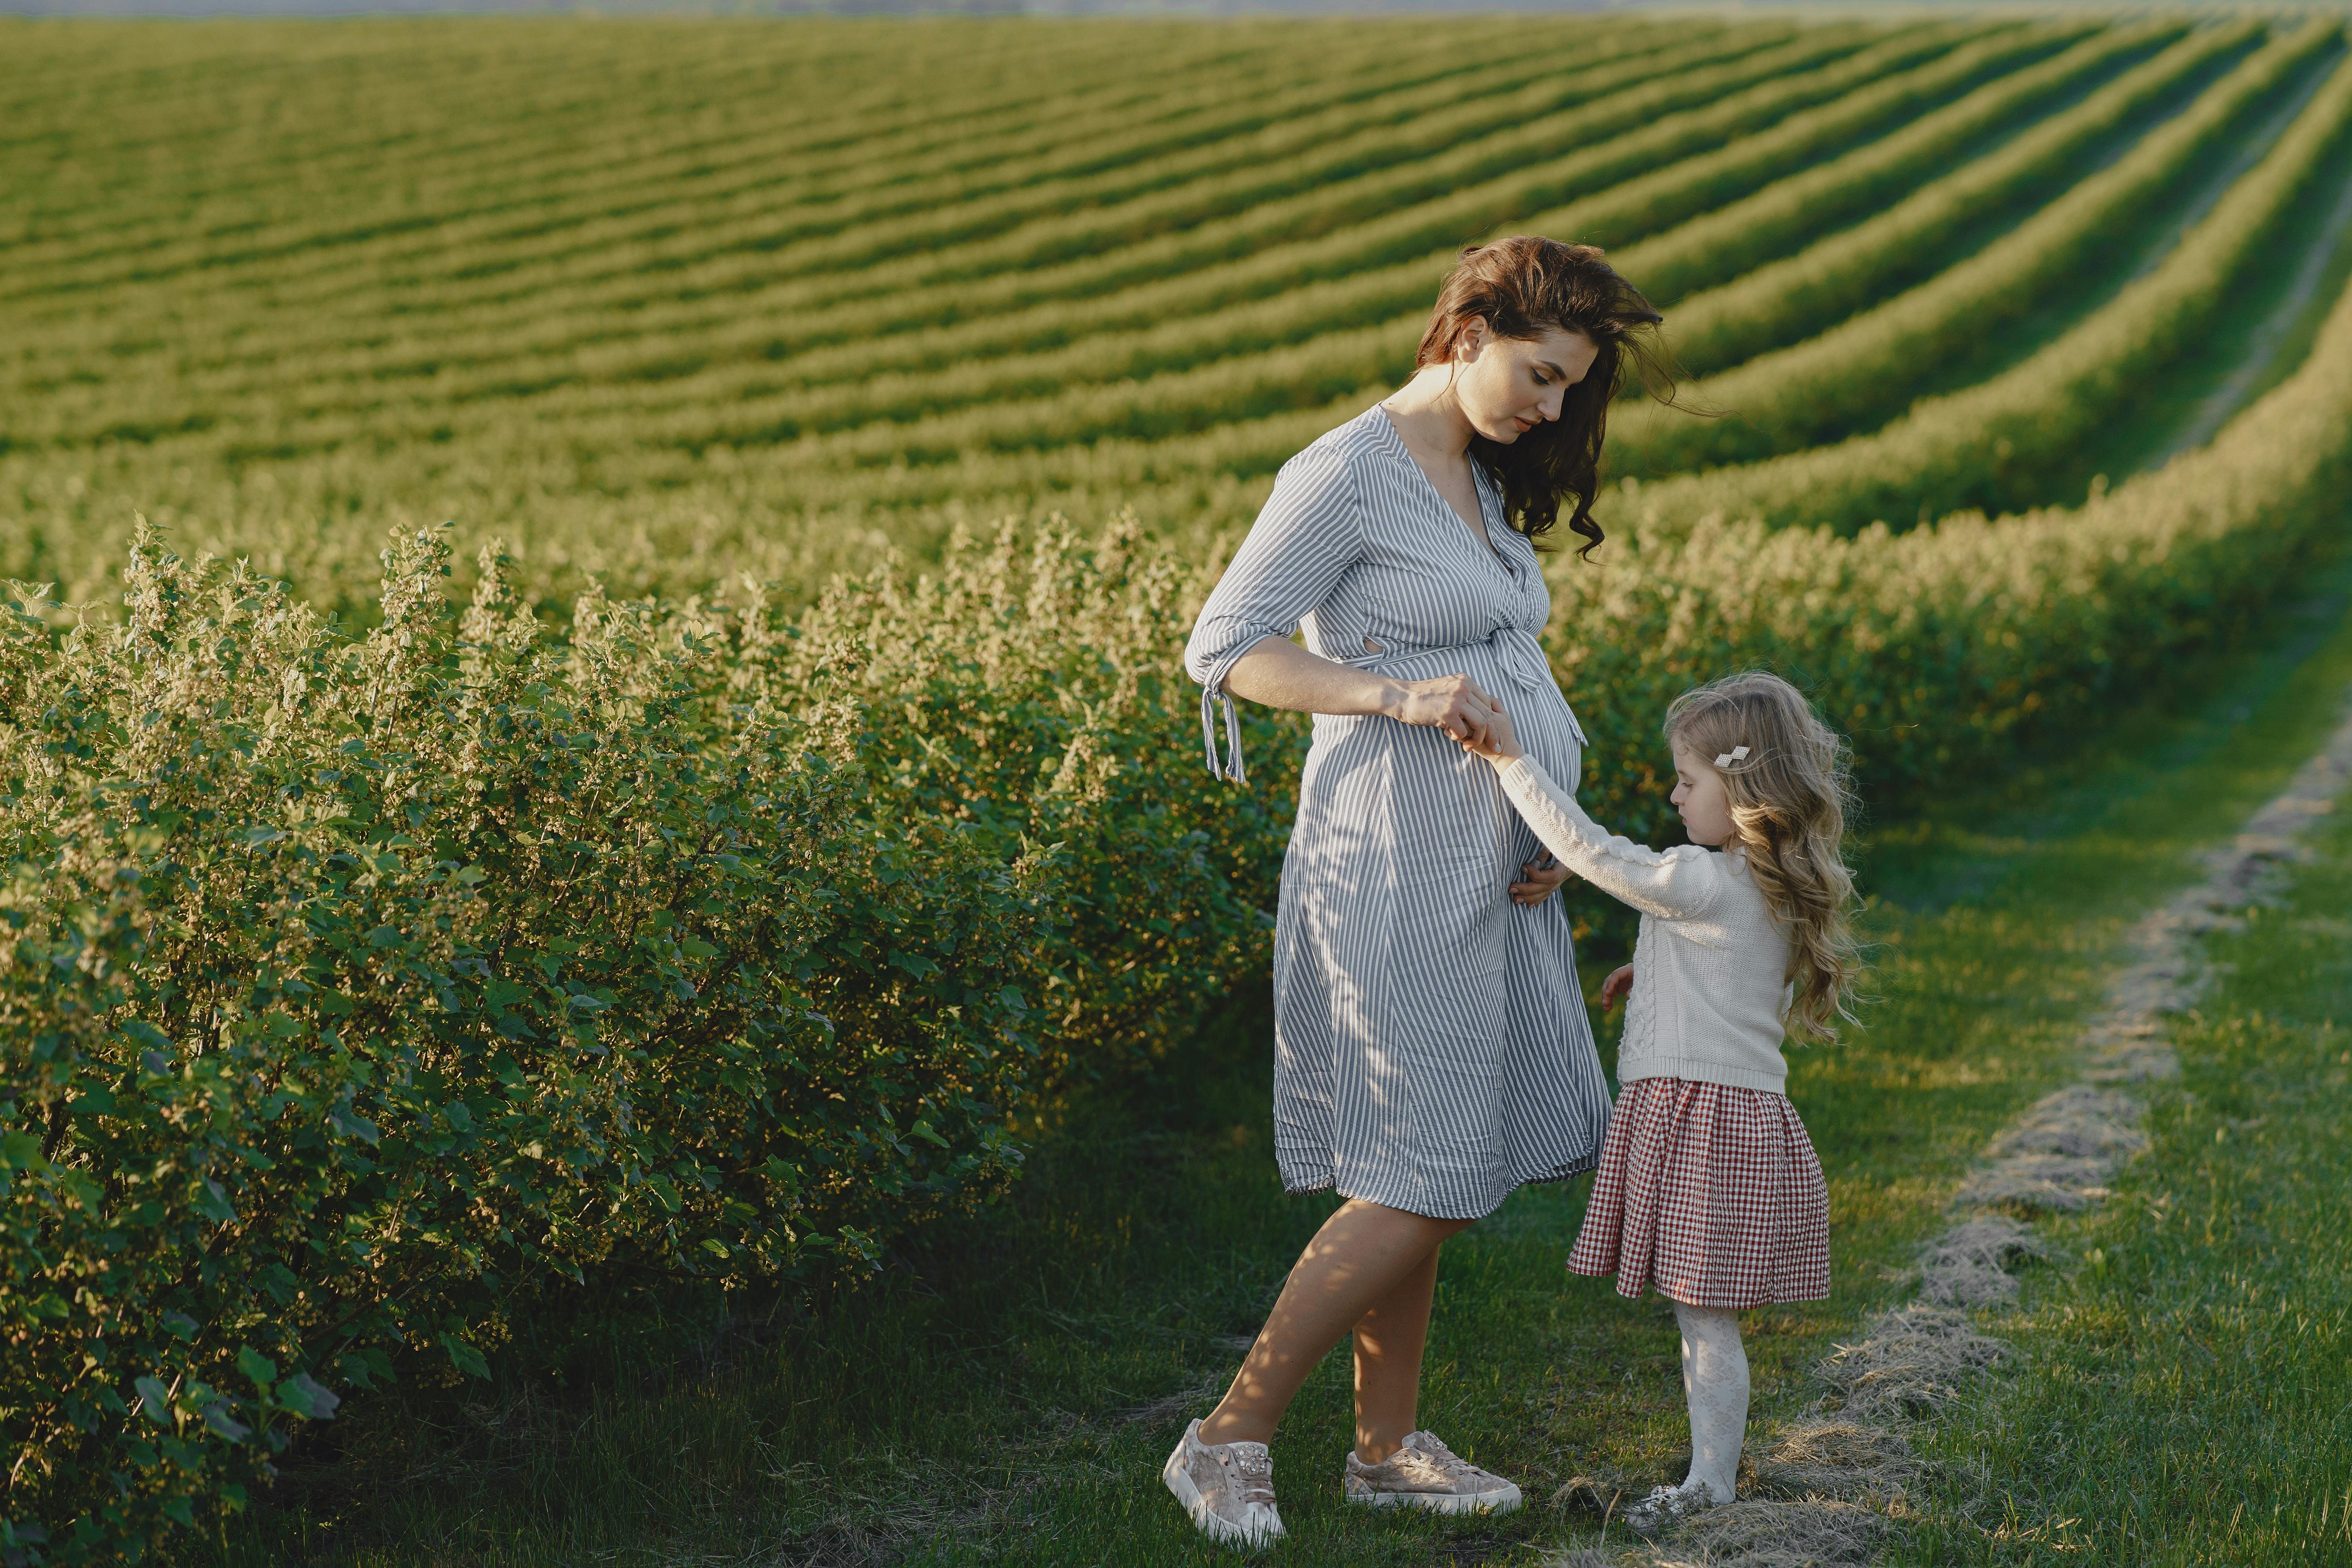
left=1350, top=1241, right=1442, bottom=1463
left=1197, top=1199, right=1472, bottom=1450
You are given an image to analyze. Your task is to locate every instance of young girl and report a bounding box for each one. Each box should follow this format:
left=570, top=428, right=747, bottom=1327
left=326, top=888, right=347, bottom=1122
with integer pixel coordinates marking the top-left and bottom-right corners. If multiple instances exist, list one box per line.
left=1464, top=670, right=1862, bottom=1532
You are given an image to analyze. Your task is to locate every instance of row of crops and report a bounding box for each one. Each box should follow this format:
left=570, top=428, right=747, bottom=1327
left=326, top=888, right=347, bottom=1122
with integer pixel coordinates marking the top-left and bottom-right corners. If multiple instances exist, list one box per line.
left=0, top=14, right=2339, bottom=607
left=6, top=14, right=2352, bottom=1561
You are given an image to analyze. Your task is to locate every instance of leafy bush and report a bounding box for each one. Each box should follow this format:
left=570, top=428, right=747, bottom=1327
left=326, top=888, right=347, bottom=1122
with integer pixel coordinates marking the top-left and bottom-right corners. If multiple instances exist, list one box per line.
left=0, top=527, right=1058, bottom=1561
left=770, top=521, right=1300, bottom=1085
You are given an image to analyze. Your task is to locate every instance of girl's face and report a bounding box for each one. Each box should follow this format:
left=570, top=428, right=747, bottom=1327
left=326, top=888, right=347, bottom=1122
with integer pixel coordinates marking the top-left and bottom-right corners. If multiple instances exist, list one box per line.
left=1670, top=740, right=1735, bottom=848
left=1448, top=319, right=1598, bottom=444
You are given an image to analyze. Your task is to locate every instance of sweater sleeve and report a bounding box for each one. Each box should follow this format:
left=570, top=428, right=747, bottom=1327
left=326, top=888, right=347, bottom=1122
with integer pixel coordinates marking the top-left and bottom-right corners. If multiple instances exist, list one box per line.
left=1496, top=755, right=1726, bottom=922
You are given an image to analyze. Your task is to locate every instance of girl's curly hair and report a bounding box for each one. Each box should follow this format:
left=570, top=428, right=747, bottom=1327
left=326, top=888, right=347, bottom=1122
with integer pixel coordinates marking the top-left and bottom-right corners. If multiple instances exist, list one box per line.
left=1665, top=671, right=1866, bottom=1044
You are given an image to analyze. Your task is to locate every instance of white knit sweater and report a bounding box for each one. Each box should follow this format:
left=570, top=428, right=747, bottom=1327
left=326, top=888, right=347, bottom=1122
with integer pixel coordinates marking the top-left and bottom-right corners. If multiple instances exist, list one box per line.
left=1499, top=756, right=1795, bottom=1093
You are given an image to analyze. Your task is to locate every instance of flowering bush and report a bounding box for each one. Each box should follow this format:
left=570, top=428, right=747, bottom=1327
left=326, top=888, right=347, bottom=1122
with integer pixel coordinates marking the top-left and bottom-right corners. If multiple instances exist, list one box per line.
left=0, top=528, right=1055, bottom=1562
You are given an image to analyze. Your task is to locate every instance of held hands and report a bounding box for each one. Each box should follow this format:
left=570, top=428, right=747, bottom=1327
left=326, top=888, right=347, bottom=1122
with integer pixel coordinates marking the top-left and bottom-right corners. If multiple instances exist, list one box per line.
left=1459, top=696, right=1523, bottom=765
left=1385, top=674, right=1524, bottom=763
left=1599, top=964, right=1634, bottom=1011
left=1385, top=673, right=1515, bottom=753
left=1388, top=677, right=1557, bottom=902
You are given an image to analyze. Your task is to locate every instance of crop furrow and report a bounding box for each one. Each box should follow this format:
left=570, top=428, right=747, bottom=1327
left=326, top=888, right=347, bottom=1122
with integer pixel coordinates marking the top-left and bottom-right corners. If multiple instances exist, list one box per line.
left=36, top=24, right=2046, bottom=450
left=402, top=25, right=1913, bottom=398
left=69, top=21, right=1796, bottom=359
left=0, top=24, right=1844, bottom=408
left=1619, top=40, right=2352, bottom=537
left=0, top=24, right=1414, bottom=296
left=1602, top=20, right=2335, bottom=479
left=1614, top=15, right=2228, bottom=308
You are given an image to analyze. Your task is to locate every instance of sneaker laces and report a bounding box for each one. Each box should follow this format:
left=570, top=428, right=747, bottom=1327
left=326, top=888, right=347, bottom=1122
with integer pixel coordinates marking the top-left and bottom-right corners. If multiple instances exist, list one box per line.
left=1216, top=1445, right=1276, bottom=1508
left=1410, top=1433, right=1497, bottom=1483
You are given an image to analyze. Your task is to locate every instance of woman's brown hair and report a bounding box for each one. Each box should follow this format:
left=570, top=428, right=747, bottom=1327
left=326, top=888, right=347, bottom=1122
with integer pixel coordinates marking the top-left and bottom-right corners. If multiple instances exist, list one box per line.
left=1416, top=236, right=1673, bottom=559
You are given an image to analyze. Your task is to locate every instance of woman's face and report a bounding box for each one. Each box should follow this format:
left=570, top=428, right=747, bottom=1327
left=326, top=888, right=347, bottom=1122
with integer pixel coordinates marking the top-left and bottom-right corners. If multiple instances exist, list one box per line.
left=1449, top=320, right=1599, bottom=444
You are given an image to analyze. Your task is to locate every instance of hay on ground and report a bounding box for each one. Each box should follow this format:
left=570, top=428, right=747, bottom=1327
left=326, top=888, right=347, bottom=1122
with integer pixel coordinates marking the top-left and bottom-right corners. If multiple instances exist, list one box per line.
left=1535, top=1550, right=1616, bottom=1568
left=1984, top=1086, right=2148, bottom=1162
left=1745, top=1417, right=1916, bottom=1502
left=1674, top=1498, right=1888, bottom=1566
left=1816, top=1305, right=2008, bottom=1421
left=1917, top=1215, right=2051, bottom=1307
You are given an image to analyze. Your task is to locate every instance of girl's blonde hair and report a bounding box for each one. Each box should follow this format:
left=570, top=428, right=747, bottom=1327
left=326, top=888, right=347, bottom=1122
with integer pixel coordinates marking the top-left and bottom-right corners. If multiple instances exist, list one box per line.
left=1664, top=671, right=1864, bottom=1043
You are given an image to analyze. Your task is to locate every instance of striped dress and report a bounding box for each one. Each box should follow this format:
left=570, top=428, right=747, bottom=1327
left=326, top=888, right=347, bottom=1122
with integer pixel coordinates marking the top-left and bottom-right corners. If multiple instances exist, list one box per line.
left=1185, top=405, right=1613, bottom=1220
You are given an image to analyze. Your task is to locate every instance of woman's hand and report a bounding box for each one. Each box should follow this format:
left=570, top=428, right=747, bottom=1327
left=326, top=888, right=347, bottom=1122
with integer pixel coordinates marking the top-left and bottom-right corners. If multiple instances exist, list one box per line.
left=1385, top=673, right=1504, bottom=749
left=1510, top=854, right=1571, bottom=907
left=1599, top=964, right=1635, bottom=1011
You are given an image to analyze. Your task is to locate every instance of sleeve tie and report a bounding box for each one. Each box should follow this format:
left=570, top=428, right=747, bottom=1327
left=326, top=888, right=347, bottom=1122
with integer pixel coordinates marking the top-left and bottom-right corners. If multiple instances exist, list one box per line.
left=1200, top=684, right=1247, bottom=785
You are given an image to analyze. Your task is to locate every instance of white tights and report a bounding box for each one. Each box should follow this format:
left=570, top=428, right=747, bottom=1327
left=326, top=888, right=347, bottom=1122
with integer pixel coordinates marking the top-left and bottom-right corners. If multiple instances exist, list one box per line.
left=1674, top=1302, right=1749, bottom=1504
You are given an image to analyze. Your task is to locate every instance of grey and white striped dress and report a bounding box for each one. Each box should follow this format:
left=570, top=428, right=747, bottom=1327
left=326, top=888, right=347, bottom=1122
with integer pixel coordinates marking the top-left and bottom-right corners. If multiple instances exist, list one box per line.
left=1185, top=404, right=1613, bottom=1221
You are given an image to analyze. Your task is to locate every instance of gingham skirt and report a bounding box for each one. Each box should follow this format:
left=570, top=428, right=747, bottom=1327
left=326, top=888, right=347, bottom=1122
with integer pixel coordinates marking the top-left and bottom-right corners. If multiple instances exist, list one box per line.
left=1568, top=1076, right=1830, bottom=1310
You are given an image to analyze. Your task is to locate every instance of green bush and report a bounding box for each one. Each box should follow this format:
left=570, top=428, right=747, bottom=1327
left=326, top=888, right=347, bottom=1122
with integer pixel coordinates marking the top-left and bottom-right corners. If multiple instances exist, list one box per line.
left=768, top=521, right=1299, bottom=1084
left=0, top=527, right=1060, bottom=1561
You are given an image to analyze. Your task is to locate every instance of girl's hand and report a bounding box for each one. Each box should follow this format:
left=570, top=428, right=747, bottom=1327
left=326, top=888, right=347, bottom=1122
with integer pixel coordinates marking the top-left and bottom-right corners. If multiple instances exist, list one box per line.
left=1452, top=694, right=1524, bottom=764
left=1510, top=854, right=1571, bottom=906
left=1599, top=964, right=1635, bottom=1011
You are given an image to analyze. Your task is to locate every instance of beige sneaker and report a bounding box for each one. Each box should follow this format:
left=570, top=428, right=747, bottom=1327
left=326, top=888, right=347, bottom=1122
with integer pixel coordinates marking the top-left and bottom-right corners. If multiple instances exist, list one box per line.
left=1162, top=1418, right=1286, bottom=1547
left=1343, top=1430, right=1523, bottom=1515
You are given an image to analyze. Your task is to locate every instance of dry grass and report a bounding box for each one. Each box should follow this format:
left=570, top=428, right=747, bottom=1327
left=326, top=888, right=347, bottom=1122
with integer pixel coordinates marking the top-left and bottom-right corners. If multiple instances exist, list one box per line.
left=1814, top=1305, right=2011, bottom=1424
left=1916, top=1215, right=2052, bottom=1307
left=1958, top=1081, right=2154, bottom=1212
left=1745, top=1417, right=1917, bottom=1502
left=1675, top=1497, right=1889, bottom=1565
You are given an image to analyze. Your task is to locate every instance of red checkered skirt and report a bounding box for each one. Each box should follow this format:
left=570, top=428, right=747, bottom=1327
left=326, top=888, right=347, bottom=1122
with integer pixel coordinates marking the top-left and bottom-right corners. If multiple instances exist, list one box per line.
left=1568, top=1076, right=1829, bottom=1309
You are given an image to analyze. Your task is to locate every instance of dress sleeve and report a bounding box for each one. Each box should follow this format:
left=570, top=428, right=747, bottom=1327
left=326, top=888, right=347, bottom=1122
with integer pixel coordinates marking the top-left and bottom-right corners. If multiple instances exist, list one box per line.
left=1182, top=443, right=1363, bottom=784
left=1495, top=755, right=1726, bottom=922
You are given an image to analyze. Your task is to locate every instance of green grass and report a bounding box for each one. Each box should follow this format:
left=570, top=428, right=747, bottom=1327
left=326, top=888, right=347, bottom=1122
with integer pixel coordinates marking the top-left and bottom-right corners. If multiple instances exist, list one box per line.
left=203, top=559, right=2352, bottom=1567
left=1905, top=744, right=2352, bottom=1566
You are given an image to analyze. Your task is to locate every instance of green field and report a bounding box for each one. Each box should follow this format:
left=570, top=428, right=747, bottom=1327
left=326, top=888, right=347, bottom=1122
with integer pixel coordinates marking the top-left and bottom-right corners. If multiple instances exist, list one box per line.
left=7, top=12, right=2352, bottom=1566
left=7, top=14, right=2352, bottom=610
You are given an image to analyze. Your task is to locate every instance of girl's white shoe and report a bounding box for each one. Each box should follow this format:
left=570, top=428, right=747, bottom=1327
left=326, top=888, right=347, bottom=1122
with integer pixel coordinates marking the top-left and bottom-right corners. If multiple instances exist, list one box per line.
left=1163, top=1418, right=1287, bottom=1547
left=1623, top=1478, right=1727, bottom=1537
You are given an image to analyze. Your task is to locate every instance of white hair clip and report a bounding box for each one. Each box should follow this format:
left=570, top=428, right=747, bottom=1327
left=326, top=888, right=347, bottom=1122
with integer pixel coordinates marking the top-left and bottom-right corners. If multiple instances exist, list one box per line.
left=1715, top=745, right=1750, bottom=768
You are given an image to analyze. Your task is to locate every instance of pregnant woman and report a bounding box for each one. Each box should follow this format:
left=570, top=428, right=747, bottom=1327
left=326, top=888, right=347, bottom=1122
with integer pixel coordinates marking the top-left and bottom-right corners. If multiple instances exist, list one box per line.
left=1165, top=237, right=1672, bottom=1545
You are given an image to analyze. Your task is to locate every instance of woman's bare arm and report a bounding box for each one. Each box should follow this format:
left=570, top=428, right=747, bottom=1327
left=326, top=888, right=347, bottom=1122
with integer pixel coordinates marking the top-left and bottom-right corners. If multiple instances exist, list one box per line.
left=1223, top=635, right=1504, bottom=746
